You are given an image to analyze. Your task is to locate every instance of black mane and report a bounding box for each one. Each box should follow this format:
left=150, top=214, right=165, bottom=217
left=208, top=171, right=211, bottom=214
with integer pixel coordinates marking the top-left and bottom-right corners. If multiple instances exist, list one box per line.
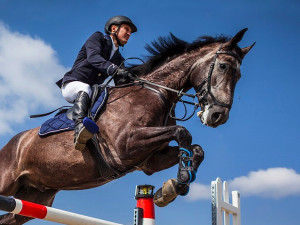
left=128, top=33, right=231, bottom=75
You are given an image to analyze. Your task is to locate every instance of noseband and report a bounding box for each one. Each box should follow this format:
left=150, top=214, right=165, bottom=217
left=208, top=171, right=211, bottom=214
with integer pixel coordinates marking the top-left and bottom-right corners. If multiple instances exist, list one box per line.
left=195, top=44, right=242, bottom=109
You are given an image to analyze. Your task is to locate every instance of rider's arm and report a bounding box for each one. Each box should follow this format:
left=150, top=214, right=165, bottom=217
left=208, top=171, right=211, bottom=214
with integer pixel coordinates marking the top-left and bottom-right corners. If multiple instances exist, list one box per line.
left=85, top=32, right=118, bottom=76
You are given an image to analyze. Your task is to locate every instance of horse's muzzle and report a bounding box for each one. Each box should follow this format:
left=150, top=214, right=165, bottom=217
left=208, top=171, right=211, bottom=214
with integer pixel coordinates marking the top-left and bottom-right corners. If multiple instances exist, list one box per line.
left=197, top=105, right=229, bottom=127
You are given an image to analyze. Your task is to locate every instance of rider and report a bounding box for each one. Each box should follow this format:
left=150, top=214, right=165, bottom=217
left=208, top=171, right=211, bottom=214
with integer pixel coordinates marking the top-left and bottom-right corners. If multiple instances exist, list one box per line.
left=56, top=15, right=137, bottom=151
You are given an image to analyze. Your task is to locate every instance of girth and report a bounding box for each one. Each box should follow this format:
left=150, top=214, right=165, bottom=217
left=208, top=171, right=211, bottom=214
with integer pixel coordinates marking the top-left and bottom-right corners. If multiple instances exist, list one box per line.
left=87, top=136, right=123, bottom=180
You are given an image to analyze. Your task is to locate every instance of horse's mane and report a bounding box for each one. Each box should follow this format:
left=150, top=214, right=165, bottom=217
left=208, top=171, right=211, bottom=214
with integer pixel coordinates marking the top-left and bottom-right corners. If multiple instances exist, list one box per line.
left=128, top=33, right=232, bottom=76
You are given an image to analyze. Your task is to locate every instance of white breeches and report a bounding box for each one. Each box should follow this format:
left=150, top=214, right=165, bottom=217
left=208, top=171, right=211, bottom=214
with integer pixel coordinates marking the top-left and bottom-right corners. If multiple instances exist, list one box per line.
left=61, top=81, right=92, bottom=103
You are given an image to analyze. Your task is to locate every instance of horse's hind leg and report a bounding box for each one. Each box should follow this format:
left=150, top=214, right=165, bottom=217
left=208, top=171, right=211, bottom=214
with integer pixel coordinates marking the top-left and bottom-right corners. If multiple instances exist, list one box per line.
left=0, top=132, right=25, bottom=196
left=0, top=186, right=58, bottom=225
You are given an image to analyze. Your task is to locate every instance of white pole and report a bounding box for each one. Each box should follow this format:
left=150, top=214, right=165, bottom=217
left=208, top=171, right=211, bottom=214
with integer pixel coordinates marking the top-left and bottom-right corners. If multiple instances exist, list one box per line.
left=1, top=196, right=123, bottom=225
left=232, top=191, right=241, bottom=225
left=223, top=181, right=230, bottom=225
left=211, top=178, right=241, bottom=225
left=44, top=206, right=123, bottom=225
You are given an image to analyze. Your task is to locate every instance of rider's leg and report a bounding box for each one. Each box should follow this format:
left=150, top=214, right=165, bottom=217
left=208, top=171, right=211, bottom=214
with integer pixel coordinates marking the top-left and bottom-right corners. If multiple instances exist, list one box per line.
left=72, top=91, right=94, bottom=151
left=62, top=81, right=93, bottom=151
left=61, top=81, right=92, bottom=104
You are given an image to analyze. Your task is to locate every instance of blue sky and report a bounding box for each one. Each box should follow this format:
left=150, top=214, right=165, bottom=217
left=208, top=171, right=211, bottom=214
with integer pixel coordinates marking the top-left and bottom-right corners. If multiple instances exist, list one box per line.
left=0, top=1, right=299, bottom=225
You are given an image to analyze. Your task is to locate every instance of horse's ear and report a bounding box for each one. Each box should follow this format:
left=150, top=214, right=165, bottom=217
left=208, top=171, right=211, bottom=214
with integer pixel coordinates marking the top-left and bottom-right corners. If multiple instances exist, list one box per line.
left=241, top=42, right=256, bottom=58
left=226, top=28, right=248, bottom=49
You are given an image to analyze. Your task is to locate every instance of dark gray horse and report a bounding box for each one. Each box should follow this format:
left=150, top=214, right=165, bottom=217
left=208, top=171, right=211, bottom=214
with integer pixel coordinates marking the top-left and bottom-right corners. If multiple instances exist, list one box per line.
left=0, top=28, right=254, bottom=224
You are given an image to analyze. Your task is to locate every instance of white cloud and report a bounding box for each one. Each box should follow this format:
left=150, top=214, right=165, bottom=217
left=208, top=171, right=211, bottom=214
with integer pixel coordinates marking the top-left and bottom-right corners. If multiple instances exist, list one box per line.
left=0, top=22, right=68, bottom=135
left=186, top=167, right=300, bottom=201
left=229, top=167, right=300, bottom=198
left=186, top=182, right=211, bottom=200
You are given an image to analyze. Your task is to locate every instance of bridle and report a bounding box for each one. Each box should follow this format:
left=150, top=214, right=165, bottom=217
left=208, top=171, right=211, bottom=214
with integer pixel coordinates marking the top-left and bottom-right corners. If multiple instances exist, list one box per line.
left=194, top=44, right=242, bottom=110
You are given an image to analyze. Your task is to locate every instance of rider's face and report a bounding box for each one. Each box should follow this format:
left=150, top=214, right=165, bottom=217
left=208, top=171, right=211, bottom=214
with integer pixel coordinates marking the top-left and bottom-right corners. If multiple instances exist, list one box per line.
left=111, top=24, right=132, bottom=46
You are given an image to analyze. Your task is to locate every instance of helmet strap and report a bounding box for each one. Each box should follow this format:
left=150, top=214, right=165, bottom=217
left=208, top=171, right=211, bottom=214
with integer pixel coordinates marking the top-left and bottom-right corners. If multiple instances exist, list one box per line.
left=111, top=25, right=124, bottom=47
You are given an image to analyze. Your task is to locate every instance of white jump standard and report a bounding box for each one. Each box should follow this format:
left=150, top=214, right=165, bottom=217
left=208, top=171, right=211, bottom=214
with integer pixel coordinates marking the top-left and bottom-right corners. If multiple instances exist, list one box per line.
left=211, top=178, right=241, bottom=225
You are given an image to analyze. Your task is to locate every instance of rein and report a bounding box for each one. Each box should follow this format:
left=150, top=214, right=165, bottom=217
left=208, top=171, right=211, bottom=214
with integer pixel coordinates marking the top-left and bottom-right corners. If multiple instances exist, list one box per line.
left=120, top=45, right=242, bottom=121
left=106, top=57, right=201, bottom=121
left=30, top=46, right=241, bottom=121
left=131, top=77, right=200, bottom=121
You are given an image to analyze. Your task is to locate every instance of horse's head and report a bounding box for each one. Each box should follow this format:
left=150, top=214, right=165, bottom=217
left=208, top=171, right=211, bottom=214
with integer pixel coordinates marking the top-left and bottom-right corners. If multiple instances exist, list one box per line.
left=189, top=28, right=255, bottom=128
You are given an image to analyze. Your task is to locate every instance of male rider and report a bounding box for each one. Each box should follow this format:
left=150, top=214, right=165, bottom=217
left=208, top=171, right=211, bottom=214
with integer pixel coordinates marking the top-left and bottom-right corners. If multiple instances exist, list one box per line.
left=56, top=15, right=137, bottom=151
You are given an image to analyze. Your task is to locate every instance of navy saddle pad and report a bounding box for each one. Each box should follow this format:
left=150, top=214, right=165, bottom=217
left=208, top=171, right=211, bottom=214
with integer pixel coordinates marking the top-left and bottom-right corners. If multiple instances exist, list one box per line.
left=39, top=87, right=108, bottom=137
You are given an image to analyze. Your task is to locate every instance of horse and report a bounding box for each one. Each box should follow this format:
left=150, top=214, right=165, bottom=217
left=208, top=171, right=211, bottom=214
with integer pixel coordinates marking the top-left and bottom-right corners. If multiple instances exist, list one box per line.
left=0, top=28, right=254, bottom=224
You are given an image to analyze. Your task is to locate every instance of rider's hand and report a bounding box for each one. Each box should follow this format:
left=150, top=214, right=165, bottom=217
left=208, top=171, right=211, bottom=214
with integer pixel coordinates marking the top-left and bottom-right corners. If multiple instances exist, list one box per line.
left=115, top=68, right=135, bottom=84
left=116, top=68, right=131, bottom=78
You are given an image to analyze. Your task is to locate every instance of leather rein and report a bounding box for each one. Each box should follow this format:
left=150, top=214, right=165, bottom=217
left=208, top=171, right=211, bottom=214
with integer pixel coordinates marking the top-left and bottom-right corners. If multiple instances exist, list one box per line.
left=120, top=44, right=242, bottom=122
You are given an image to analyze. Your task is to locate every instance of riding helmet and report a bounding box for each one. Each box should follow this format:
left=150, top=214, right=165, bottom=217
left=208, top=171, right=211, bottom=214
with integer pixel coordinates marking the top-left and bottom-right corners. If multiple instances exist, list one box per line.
left=105, top=15, right=137, bottom=34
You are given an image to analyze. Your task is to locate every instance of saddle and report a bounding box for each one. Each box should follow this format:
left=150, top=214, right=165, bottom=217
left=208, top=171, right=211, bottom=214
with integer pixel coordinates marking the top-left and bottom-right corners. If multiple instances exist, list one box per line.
left=39, top=85, right=108, bottom=137
left=35, top=85, right=126, bottom=180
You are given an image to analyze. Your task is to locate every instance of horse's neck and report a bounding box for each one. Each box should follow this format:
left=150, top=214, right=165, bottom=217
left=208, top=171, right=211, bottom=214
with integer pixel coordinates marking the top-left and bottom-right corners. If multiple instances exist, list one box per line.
left=144, top=55, right=190, bottom=94
left=144, top=49, right=208, bottom=101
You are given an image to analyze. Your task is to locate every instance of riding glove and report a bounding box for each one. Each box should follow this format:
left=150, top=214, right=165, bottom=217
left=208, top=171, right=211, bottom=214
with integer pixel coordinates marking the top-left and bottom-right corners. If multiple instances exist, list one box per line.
left=116, top=68, right=135, bottom=84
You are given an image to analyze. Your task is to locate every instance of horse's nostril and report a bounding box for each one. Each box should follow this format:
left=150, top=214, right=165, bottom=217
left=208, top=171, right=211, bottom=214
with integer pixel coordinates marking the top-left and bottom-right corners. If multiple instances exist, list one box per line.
left=211, top=112, right=222, bottom=123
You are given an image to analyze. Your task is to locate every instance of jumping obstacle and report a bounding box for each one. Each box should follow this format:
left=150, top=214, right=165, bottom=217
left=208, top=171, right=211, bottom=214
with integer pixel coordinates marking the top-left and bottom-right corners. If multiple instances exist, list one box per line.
left=0, top=179, right=240, bottom=225
left=211, top=178, right=241, bottom=225
left=0, top=184, right=155, bottom=225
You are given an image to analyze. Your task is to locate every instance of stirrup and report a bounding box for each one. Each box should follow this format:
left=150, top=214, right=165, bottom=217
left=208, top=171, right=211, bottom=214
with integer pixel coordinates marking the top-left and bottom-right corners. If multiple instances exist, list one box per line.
left=177, top=148, right=196, bottom=184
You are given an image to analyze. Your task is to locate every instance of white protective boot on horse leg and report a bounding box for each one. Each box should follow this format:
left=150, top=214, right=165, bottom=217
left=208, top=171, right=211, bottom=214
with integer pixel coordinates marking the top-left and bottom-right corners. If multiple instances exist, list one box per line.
left=72, top=91, right=94, bottom=151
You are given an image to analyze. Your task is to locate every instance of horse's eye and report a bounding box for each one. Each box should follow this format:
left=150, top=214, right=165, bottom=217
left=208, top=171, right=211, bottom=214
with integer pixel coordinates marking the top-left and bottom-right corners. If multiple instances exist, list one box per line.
left=219, top=63, right=228, bottom=70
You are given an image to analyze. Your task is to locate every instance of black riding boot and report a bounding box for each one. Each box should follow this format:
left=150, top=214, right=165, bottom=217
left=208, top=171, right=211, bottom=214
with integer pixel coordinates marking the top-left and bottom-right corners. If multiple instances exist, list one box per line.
left=72, top=91, right=93, bottom=151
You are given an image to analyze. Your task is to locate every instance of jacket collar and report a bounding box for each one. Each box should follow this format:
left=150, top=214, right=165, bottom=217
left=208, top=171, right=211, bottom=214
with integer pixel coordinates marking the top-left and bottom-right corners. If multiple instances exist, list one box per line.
left=104, top=34, right=112, bottom=48
left=104, top=34, right=121, bottom=60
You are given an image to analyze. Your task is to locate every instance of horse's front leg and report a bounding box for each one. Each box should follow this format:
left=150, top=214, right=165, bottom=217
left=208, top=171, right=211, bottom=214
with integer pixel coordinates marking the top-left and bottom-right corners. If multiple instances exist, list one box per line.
left=141, top=144, right=204, bottom=207
left=127, top=125, right=204, bottom=182
left=140, top=145, right=204, bottom=177
left=124, top=125, right=193, bottom=159
left=125, top=125, right=204, bottom=207
left=130, top=126, right=204, bottom=207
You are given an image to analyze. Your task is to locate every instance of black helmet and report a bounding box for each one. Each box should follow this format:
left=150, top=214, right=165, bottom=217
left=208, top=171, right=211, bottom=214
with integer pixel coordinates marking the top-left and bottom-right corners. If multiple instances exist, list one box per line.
left=105, top=15, right=137, bottom=34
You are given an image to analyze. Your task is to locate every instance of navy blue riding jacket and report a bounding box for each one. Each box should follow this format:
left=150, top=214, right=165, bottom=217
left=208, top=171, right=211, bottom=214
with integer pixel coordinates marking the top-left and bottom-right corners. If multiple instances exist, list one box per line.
left=56, top=32, right=125, bottom=88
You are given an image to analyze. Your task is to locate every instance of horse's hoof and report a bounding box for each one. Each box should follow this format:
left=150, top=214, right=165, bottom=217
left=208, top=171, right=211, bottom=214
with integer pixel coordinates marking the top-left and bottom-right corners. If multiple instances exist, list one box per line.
left=154, top=184, right=176, bottom=207
left=154, top=179, right=189, bottom=207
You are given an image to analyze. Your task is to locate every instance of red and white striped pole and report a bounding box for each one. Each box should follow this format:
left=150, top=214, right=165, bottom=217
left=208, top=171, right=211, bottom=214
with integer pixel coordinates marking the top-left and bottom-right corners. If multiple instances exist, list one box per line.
left=134, top=185, right=155, bottom=225
left=0, top=195, right=122, bottom=225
